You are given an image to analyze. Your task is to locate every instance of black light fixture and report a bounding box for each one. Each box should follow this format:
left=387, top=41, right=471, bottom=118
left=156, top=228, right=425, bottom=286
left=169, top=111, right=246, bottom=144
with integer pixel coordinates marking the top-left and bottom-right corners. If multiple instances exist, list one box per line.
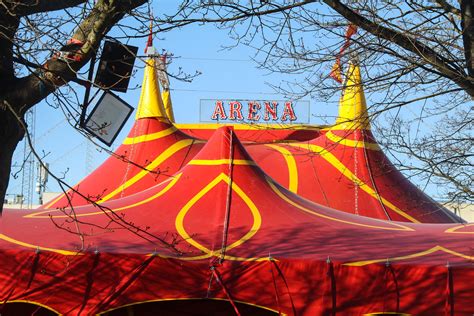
left=94, top=40, right=138, bottom=92
left=79, top=40, right=138, bottom=145
left=82, top=91, right=134, bottom=146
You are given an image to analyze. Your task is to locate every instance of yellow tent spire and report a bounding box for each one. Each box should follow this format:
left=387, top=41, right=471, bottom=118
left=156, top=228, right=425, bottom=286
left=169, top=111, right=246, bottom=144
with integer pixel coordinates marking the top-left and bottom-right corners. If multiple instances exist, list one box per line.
left=161, top=89, right=175, bottom=122
left=135, top=58, right=167, bottom=121
left=334, top=61, right=370, bottom=130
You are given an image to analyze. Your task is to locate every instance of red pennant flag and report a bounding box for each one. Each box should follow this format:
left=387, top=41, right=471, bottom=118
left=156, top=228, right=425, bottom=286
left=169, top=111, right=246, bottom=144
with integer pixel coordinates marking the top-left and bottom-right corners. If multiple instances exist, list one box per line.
left=329, top=57, right=342, bottom=83
left=145, top=21, right=153, bottom=53
left=329, top=23, right=358, bottom=83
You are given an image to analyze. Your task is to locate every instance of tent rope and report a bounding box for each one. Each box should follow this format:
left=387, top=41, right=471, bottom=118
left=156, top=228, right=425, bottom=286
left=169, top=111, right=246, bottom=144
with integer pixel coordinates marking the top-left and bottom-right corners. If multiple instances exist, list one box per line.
left=354, top=129, right=359, bottom=215
left=445, top=263, right=454, bottom=316
left=220, top=129, right=234, bottom=263
left=326, top=257, right=337, bottom=316
left=270, top=260, right=298, bottom=316
left=211, top=266, right=241, bottom=316
left=119, top=121, right=138, bottom=199
left=361, top=130, right=392, bottom=220
left=269, top=256, right=283, bottom=315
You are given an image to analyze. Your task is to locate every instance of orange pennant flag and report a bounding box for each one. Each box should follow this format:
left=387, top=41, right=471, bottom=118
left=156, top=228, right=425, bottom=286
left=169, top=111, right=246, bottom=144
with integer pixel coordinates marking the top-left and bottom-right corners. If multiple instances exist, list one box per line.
left=329, top=57, right=342, bottom=83
left=329, top=23, right=358, bottom=83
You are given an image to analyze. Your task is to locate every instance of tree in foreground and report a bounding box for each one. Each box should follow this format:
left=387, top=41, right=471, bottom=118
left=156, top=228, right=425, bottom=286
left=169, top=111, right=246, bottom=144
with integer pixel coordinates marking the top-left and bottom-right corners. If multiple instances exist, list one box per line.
left=1, top=0, right=472, bottom=213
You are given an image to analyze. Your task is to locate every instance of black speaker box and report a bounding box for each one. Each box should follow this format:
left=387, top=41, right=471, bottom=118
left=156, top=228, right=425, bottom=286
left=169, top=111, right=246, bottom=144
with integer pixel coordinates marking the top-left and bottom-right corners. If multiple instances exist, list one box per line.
left=94, top=41, right=138, bottom=92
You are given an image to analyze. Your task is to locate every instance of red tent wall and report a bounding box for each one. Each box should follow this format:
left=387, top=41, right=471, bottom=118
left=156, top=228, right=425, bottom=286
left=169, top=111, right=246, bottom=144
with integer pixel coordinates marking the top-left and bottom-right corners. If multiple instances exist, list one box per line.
left=1, top=127, right=473, bottom=315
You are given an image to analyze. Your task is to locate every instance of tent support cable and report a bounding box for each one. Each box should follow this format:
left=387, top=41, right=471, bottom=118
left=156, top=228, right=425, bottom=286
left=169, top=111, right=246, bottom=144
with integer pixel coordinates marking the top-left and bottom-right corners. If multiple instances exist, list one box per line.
left=211, top=267, right=241, bottom=316
left=269, top=255, right=283, bottom=315
left=220, top=129, right=234, bottom=264
left=361, top=130, right=391, bottom=220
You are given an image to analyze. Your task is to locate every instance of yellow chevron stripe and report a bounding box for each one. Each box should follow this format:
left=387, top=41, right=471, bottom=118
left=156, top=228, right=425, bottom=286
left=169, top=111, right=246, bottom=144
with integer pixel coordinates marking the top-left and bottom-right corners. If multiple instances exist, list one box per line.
left=345, top=245, right=473, bottom=266
left=445, top=223, right=474, bottom=234
left=0, top=233, right=80, bottom=256
left=25, top=174, right=182, bottom=219
left=175, top=123, right=323, bottom=131
left=98, top=139, right=197, bottom=203
left=267, top=177, right=412, bottom=231
left=122, top=126, right=177, bottom=144
left=264, top=144, right=299, bottom=193
left=288, top=143, right=420, bottom=223
left=325, top=130, right=380, bottom=150
left=175, top=173, right=262, bottom=261
left=188, top=159, right=256, bottom=166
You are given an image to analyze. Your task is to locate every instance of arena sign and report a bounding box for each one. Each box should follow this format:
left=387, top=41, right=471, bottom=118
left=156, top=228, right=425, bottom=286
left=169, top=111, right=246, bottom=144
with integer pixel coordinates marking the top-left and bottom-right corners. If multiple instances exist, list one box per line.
left=200, top=99, right=310, bottom=124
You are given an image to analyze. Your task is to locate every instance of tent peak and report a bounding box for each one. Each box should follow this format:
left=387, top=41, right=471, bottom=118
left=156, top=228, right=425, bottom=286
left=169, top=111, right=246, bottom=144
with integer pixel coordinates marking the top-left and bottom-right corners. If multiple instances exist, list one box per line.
left=334, top=61, right=370, bottom=130
left=135, top=57, right=168, bottom=121
left=191, top=126, right=254, bottom=165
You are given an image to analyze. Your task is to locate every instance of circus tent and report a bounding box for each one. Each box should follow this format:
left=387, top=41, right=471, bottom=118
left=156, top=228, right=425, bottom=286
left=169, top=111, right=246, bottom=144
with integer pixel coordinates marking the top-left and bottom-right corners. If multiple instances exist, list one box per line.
left=1, top=126, right=473, bottom=315
left=246, top=62, right=462, bottom=223
left=43, top=57, right=321, bottom=209
left=43, top=56, right=461, bottom=225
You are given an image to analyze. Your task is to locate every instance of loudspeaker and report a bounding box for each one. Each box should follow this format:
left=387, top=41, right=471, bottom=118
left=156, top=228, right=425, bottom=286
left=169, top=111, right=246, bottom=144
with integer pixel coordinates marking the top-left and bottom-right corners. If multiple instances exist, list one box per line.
left=94, top=41, right=138, bottom=92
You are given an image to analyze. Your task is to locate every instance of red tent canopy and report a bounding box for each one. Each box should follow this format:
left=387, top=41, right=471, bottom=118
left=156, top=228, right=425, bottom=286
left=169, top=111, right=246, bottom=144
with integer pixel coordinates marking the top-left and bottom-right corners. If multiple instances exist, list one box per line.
left=247, top=62, right=461, bottom=223
left=1, top=126, right=473, bottom=315
left=44, top=59, right=460, bottom=225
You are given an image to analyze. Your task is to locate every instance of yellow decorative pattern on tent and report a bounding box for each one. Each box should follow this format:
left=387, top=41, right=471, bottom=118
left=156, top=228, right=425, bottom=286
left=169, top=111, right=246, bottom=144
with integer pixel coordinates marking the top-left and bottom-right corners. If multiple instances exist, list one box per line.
left=188, top=159, right=256, bottom=166
left=288, top=143, right=420, bottom=223
left=175, top=123, right=323, bottom=131
left=122, top=126, right=177, bottom=144
left=0, top=233, right=81, bottom=256
left=97, top=139, right=199, bottom=203
left=267, top=177, right=413, bottom=231
left=25, top=174, right=182, bottom=219
left=345, top=245, right=474, bottom=266
left=175, top=173, right=262, bottom=260
left=97, top=298, right=283, bottom=315
left=1, top=300, right=62, bottom=315
left=444, top=223, right=474, bottom=234
left=264, top=144, right=299, bottom=193
left=325, top=130, right=380, bottom=150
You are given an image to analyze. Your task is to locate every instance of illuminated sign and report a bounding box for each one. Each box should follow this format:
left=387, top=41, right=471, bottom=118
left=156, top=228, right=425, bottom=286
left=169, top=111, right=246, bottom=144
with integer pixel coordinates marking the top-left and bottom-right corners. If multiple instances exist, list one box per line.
left=200, top=99, right=310, bottom=124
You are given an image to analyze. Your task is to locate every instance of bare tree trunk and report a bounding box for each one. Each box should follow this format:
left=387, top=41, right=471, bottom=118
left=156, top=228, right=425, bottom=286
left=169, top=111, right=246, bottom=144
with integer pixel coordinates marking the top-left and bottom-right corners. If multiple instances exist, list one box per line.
left=0, top=106, right=24, bottom=211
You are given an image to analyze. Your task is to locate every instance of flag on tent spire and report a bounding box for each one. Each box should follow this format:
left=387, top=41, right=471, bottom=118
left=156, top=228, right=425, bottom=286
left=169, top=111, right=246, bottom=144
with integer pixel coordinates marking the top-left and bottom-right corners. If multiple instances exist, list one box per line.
left=329, top=23, right=358, bottom=83
left=145, top=18, right=153, bottom=53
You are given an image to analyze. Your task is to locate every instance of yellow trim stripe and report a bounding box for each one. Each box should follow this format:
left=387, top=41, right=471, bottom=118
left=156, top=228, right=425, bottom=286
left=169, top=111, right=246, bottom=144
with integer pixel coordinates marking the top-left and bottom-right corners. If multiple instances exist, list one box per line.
left=188, top=159, right=256, bottom=166
left=345, top=245, right=474, bottom=266
left=175, top=123, right=324, bottom=131
left=1, top=300, right=62, bottom=315
left=364, top=313, right=411, bottom=316
left=175, top=173, right=262, bottom=261
left=97, top=139, right=198, bottom=203
left=267, top=177, right=413, bottom=231
left=44, top=186, right=77, bottom=209
left=122, top=126, right=177, bottom=144
left=265, top=144, right=299, bottom=193
left=288, top=143, right=420, bottom=223
left=0, top=233, right=80, bottom=256
left=25, top=174, right=182, bottom=219
left=44, top=126, right=180, bottom=208
left=326, top=130, right=380, bottom=150
left=97, top=297, right=283, bottom=315
left=445, top=223, right=474, bottom=234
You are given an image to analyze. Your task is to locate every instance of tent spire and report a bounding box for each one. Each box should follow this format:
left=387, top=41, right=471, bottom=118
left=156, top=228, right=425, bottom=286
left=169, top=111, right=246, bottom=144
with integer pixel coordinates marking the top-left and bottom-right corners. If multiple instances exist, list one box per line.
left=334, top=61, right=370, bottom=130
left=135, top=57, right=167, bottom=121
left=159, top=54, right=176, bottom=122
left=136, top=13, right=167, bottom=121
